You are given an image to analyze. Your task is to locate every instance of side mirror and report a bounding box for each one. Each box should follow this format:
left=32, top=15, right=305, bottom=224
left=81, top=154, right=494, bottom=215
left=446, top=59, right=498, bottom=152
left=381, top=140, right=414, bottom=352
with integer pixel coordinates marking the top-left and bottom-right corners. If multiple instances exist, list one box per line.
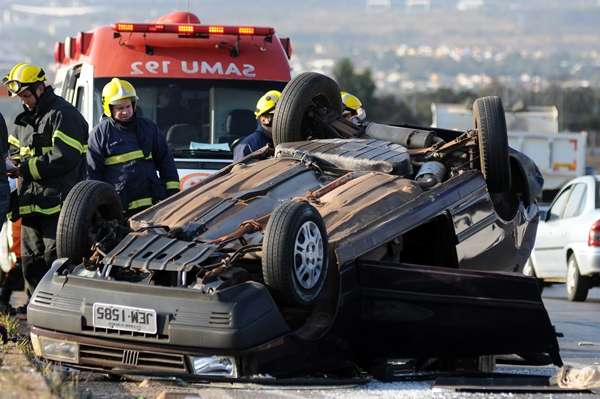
left=538, top=209, right=548, bottom=222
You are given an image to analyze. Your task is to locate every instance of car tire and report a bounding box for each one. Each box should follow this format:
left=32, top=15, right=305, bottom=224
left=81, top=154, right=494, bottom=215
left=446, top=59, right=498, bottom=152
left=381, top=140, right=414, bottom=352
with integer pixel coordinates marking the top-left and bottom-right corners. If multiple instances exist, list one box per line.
left=472, top=96, right=510, bottom=193
left=262, top=201, right=329, bottom=306
left=566, top=255, right=589, bottom=302
left=523, top=258, right=545, bottom=294
left=57, top=180, right=123, bottom=262
left=272, top=72, right=342, bottom=146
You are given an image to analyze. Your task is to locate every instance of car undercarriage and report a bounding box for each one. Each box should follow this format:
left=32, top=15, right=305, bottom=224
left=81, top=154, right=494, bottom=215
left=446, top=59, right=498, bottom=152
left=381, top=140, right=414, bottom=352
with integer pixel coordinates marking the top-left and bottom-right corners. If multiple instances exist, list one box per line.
left=29, top=72, right=559, bottom=380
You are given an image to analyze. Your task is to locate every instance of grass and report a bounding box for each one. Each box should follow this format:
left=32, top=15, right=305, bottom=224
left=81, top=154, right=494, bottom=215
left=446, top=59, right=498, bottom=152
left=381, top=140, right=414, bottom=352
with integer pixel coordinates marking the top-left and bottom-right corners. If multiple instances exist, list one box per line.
left=42, top=362, right=80, bottom=399
left=0, top=312, right=19, bottom=337
left=0, top=313, right=80, bottom=398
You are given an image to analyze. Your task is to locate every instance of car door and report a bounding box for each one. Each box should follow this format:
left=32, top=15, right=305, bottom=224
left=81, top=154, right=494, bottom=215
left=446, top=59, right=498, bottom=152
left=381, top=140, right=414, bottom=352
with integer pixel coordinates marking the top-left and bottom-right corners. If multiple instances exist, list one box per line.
left=562, top=183, right=588, bottom=260
left=534, top=185, right=573, bottom=277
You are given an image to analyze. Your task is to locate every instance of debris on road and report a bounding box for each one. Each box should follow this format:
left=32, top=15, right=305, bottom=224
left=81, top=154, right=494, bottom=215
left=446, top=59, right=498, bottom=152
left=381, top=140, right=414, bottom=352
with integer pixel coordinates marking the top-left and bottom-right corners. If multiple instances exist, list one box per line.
left=577, top=341, right=600, bottom=347
left=553, top=365, right=600, bottom=389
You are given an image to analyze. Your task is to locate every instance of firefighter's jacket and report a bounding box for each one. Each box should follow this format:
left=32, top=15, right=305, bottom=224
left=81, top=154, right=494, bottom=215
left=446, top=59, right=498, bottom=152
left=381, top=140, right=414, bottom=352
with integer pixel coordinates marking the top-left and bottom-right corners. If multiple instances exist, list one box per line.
left=87, top=115, right=179, bottom=212
left=8, top=88, right=88, bottom=218
left=232, top=125, right=273, bottom=162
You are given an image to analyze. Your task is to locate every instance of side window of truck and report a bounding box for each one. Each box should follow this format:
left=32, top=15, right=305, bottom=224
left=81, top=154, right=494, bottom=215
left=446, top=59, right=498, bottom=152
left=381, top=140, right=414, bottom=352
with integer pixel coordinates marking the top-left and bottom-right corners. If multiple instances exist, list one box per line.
left=62, top=65, right=82, bottom=104
left=75, top=87, right=85, bottom=114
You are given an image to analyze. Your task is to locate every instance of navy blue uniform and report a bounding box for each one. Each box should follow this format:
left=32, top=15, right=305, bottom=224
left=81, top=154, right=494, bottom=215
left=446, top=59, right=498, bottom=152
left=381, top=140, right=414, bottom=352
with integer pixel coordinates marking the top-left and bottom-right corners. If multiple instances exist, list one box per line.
left=232, top=125, right=273, bottom=162
left=87, top=116, right=179, bottom=213
left=8, top=87, right=88, bottom=297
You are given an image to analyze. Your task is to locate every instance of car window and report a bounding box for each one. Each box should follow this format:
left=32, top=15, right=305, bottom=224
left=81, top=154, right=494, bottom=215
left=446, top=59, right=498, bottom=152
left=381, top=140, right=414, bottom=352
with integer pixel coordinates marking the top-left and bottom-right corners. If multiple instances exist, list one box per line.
left=563, top=183, right=587, bottom=218
left=547, top=186, right=572, bottom=221
left=75, top=87, right=85, bottom=114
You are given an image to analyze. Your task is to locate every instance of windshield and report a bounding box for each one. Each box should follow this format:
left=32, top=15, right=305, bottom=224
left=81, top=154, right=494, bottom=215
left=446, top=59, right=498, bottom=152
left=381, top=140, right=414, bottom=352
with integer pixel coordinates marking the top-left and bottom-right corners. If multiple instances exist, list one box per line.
left=93, top=78, right=285, bottom=157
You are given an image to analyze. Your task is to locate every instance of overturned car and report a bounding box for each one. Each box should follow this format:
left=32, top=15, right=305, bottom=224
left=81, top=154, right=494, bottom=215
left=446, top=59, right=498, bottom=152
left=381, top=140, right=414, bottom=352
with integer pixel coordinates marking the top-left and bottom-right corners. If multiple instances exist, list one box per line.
left=29, top=73, right=560, bottom=380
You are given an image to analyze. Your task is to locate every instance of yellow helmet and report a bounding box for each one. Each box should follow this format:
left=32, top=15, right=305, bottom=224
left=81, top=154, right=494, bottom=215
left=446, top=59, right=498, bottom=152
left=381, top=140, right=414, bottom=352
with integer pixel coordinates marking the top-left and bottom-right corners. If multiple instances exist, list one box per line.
left=340, top=91, right=362, bottom=112
left=102, top=78, right=138, bottom=117
left=254, top=90, right=281, bottom=119
left=2, top=63, right=46, bottom=96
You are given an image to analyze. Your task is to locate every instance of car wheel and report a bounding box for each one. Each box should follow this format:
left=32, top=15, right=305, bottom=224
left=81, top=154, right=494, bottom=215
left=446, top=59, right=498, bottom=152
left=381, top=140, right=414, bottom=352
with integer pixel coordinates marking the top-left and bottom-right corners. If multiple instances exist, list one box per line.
left=57, top=180, right=123, bottom=262
left=262, top=201, right=329, bottom=306
left=566, top=255, right=589, bottom=302
left=472, top=96, right=510, bottom=193
left=272, top=72, right=342, bottom=146
left=523, top=258, right=544, bottom=294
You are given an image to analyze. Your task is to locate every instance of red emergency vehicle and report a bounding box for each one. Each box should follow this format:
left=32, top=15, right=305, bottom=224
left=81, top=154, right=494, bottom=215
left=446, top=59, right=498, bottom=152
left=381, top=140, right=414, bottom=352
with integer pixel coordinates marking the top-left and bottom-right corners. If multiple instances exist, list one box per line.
left=53, top=11, right=292, bottom=188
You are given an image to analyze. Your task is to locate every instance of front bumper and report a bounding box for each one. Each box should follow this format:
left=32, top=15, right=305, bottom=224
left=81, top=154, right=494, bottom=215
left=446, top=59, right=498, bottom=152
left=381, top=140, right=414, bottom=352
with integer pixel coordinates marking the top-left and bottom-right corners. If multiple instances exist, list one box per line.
left=31, top=326, right=237, bottom=378
left=28, top=261, right=290, bottom=350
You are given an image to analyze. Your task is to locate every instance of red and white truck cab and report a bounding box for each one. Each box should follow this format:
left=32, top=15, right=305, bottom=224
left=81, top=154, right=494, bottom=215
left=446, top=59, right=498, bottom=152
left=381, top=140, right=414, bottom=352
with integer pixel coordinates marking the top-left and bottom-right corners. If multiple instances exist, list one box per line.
left=53, top=11, right=292, bottom=188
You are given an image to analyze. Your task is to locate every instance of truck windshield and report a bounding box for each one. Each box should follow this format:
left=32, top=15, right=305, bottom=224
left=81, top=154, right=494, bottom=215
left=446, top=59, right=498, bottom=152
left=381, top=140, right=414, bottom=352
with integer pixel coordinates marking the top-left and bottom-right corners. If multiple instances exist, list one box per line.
left=93, top=78, right=285, bottom=157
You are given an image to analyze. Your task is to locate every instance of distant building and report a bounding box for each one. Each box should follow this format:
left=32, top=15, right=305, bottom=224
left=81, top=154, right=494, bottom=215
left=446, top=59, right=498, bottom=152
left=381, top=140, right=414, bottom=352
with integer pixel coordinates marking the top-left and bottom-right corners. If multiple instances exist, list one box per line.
left=456, top=0, right=484, bottom=11
left=366, top=0, right=392, bottom=10
left=406, top=0, right=431, bottom=10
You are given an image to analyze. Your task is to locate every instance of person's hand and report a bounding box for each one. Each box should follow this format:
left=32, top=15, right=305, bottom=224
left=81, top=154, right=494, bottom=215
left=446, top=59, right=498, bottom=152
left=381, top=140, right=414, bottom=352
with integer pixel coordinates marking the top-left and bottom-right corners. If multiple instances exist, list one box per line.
left=5, top=158, right=19, bottom=177
left=6, top=167, right=19, bottom=178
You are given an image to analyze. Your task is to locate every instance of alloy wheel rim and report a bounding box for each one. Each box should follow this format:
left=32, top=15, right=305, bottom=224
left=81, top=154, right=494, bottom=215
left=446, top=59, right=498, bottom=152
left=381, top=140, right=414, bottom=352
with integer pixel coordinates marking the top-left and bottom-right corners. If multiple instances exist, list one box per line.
left=293, top=221, right=324, bottom=290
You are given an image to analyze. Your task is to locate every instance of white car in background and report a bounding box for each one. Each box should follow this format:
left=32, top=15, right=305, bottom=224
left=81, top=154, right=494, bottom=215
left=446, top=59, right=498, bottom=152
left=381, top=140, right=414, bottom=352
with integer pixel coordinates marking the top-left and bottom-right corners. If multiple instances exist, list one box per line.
left=526, top=175, right=600, bottom=301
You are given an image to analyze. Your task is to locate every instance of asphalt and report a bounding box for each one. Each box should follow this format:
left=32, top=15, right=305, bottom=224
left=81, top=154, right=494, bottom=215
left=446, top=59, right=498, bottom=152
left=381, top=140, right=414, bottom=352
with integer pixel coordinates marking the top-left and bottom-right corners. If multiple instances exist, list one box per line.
left=70, top=284, right=600, bottom=398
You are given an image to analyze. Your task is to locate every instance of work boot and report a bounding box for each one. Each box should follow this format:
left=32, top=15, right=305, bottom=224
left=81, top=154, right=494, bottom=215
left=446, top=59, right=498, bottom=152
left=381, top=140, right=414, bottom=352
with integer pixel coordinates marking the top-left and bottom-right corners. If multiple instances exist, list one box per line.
left=14, top=304, right=27, bottom=320
left=0, top=302, right=13, bottom=315
left=0, top=288, right=13, bottom=315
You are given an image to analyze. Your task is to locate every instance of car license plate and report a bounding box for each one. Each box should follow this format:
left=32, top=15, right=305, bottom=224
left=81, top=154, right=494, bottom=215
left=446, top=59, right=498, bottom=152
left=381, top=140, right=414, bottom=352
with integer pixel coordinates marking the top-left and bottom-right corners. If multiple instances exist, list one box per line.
left=92, top=303, right=157, bottom=334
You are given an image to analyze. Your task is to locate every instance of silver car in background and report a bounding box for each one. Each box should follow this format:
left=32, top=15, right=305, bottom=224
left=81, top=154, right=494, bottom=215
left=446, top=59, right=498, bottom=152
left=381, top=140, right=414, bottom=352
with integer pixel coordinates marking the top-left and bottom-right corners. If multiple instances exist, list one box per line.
left=526, top=175, right=600, bottom=301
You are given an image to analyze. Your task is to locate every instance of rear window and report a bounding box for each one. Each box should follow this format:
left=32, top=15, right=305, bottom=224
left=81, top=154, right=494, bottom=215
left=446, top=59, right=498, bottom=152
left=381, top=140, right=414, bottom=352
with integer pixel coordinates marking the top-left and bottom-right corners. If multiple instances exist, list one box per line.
left=93, top=78, right=285, bottom=157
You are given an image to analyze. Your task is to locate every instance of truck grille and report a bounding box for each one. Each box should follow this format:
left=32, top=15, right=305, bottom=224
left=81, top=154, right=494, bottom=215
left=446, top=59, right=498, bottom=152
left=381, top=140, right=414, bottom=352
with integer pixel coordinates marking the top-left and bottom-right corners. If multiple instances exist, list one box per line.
left=79, top=343, right=187, bottom=373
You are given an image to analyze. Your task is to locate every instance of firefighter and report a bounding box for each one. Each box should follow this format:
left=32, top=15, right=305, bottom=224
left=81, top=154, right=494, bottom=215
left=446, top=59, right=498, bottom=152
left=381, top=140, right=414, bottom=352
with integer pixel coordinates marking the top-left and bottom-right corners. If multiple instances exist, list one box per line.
left=232, top=90, right=281, bottom=162
left=2, top=63, right=88, bottom=315
left=0, top=112, right=10, bottom=220
left=341, top=91, right=366, bottom=125
left=0, top=111, right=15, bottom=314
left=87, top=78, right=179, bottom=216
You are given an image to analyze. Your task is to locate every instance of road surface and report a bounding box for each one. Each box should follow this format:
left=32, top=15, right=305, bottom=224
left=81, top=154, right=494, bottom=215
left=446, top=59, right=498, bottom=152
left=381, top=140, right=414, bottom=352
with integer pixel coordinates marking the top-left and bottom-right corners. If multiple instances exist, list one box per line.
left=68, top=285, right=600, bottom=398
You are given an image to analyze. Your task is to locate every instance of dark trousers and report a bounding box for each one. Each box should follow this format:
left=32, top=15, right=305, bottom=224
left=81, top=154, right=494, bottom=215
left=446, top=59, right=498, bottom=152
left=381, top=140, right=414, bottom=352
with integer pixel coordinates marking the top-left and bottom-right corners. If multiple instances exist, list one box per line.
left=0, top=263, right=23, bottom=303
left=21, top=214, right=58, bottom=297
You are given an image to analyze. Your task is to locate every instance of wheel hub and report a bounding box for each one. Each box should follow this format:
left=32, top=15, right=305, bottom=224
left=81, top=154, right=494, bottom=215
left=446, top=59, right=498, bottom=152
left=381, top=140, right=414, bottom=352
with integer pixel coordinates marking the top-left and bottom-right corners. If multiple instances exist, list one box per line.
left=294, top=221, right=324, bottom=290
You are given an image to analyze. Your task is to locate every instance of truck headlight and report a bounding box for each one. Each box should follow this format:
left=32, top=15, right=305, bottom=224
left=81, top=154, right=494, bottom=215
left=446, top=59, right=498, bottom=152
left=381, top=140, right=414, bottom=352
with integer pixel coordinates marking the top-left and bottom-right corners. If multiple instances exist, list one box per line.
left=39, top=336, right=79, bottom=363
left=189, top=355, right=237, bottom=378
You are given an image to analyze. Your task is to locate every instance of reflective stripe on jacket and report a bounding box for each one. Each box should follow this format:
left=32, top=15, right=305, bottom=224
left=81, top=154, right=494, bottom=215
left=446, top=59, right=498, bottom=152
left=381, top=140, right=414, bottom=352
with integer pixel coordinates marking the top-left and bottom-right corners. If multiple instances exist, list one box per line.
left=10, top=87, right=88, bottom=217
left=87, top=116, right=179, bottom=211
